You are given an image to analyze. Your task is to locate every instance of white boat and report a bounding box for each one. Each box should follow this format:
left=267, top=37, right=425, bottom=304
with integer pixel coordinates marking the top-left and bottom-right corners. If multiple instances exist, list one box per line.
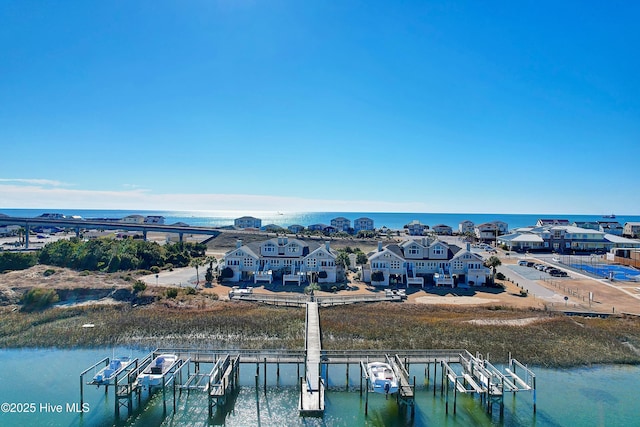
left=367, top=362, right=399, bottom=394
left=137, top=354, right=178, bottom=388
left=92, top=356, right=132, bottom=385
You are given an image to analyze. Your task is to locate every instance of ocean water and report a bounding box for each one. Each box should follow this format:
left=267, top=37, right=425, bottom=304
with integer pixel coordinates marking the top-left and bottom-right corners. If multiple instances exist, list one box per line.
left=2, top=209, right=639, bottom=232
left=0, top=348, right=638, bottom=427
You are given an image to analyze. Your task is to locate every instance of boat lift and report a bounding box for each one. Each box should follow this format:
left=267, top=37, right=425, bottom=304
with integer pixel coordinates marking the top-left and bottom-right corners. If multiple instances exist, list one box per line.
left=441, top=350, right=536, bottom=415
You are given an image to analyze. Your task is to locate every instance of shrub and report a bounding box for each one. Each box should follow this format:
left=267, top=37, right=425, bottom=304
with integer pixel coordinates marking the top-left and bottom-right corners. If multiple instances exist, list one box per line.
left=496, top=272, right=506, bottom=281
left=132, top=280, right=147, bottom=293
left=371, top=271, right=385, bottom=282
left=185, top=287, right=196, bottom=295
left=43, top=269, right=56, bottom=277
left=21, top=288, right=59, bottom=311
left=220, top=267, right=234, bottom=279
left=166, top=288, right=179, bottom=298
left=150, top=266, right=161, bottom=274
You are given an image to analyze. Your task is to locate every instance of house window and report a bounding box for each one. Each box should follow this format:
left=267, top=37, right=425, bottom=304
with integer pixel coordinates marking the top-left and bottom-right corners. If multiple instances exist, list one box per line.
left=307, top=259, right=317, bottom=268
left=244, top=258, right=253, bottom=266
left=390, top=261, right=401, bottom=269
left=408, top=247, right=420, bottom=255
left=289, top=246, right=298, bottom=253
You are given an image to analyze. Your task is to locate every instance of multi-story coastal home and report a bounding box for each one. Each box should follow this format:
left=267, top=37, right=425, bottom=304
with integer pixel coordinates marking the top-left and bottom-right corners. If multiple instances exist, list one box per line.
left=623, top=222, right=640, bottom=238
left=458, top=220, right=475, bottom=235
left=144, top=215, right=165, bottom=225
left=330, top=217, right=351, bottom=232
left=474, top=222, right=500, bottom=242
left=222, top=237, right=338, bottom=285
left=405, top=220, right=428, bottom=236
left=354, top=217, right=375, bottom=232
left=307, top=223, right=327, bottom=232
left=573, top=221, right=600, bottom=230
left=598, top=221, right=623, bottom=236
left=287, top=224, right=305, bottom=234
left=121, top=215, right=145, bottom=224
left=498, top=224, right=640, bottom=253
left=362, top=238, right=490, bottom=288
left=234, top=216, right=262, bottom=229
left=536, top=219, right=570, bottom=227
left=432, top=224, right=453, bottom=235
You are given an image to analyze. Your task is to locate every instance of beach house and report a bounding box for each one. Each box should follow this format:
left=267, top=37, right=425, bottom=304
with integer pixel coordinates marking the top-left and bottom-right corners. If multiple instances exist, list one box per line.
left=458, top=220, right=475, bottom=235
left=362, top=238, right=490, bottom=287
left=330, top=217, right=351, bottom=232
left=405, top=220, right=428, bottom=236
left=623, top=222, right=640, bottom=238
left=432, top=224, right=453, bottom=235
left=354, top=217, right=375, bottom=232
left=222, top=237, right=338, bottom=285
left=234, top=216, right=262, bottom=229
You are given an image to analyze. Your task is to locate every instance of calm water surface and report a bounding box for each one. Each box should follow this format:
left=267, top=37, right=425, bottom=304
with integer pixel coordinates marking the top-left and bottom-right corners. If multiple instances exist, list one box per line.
left=0, top=348, right=637, bottom=426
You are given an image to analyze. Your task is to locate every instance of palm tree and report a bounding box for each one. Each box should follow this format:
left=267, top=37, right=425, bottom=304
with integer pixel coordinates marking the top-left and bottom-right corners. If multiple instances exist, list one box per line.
left=190, top=258, right=203, bottom=287
left=484, top=256, right=502, bottom=284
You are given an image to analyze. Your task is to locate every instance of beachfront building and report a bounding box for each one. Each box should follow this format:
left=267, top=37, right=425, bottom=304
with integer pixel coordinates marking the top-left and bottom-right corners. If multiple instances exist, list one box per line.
left=234, top=216, right=262, bottom=229
left=121, top=215, right=145, bottom=224
left=405, top=220, right=428, bottom=236
left=458, top=220, right=475, bottom=235
left=0, top=224, right=20, bottom=236
left=330, top=217, right=351, bottom=232
left=497, top=224, right=640, bottom=254
left=307, top=223, right=327, bottom=232
left=144, top=215, right=165, bottom=225
left=536, top=219, right=570, bottom=227
left=624, top=222, right=640, bottom=238
left=362, top=238, right=490, bottom=287
left=222, top=237, right=338, bottom=284
left=288, top=224, right=305, bottom=234
left=573, top=221, right=600, bottom=230
left=432, top=224, right=453, bottom=235
left=354, top=217, right=375, bottom=232
left=475, top=222, right=499, bottom=242
left=598, top=221, right=623, bottom=236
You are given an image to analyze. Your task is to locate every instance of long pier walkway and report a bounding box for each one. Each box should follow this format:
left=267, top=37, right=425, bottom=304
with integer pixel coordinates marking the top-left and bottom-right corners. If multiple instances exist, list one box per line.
left=299, top=301, right=325, bottom=416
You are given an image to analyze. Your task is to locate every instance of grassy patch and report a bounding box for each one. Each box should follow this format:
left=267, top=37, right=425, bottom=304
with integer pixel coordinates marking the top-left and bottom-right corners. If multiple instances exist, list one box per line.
left=1, top=302, right=639, bottom=367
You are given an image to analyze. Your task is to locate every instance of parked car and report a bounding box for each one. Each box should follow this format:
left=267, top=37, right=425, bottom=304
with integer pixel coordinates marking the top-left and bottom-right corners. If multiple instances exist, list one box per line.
left=518, top=260, right=528, bottom=266
left=534, top=264, right=545, bottom=270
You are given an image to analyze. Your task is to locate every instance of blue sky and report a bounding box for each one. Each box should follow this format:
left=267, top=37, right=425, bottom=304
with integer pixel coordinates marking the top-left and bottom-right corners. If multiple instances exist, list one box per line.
left=1, top=1, right=638, bottom=214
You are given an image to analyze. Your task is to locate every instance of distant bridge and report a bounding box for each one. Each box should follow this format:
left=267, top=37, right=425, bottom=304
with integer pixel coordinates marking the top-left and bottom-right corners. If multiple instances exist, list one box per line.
left=0, top=216, right=220, bottom=248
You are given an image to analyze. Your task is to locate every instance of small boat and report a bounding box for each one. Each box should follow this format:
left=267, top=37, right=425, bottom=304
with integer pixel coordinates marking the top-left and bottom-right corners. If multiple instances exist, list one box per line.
left=92, top=356, right=131, bottom=385
left=602, top=214, right=616, bottom=219
left=367, top=362, right=399, bottom=394
left=137, top=354, right=178, bottom=388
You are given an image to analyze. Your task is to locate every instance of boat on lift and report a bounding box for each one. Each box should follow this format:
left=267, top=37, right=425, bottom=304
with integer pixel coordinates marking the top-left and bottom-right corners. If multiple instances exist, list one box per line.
left=366, top=361, right=399, bottom=394
left=92, top=356, right=132, bottom=385
left=136, top=354, right=178, bottom=388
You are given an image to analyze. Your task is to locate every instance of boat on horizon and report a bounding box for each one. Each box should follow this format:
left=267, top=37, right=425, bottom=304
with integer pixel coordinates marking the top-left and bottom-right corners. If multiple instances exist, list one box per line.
left=92, top=356, right=132, bottom=385
left=367, top=361, right=399, bottom=395
left=602, top=214, right=616, bottom=219
left=136, top=354, right=178, bottom=388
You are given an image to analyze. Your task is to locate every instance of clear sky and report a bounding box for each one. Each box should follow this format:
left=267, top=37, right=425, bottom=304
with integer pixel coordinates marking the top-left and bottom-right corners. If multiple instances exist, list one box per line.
left=1, top=1, right=638, bottom=214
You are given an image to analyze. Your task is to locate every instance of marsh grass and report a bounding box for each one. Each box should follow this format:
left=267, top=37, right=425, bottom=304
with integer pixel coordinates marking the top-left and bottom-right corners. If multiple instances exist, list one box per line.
left=1, top=302, right=639, bottom=367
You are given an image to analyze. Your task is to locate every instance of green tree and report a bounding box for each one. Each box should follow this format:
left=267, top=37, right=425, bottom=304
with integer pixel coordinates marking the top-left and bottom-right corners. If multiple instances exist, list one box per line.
left=356, top=252, right=368, bottom=265
left=336, top=251, right=351, bottom=269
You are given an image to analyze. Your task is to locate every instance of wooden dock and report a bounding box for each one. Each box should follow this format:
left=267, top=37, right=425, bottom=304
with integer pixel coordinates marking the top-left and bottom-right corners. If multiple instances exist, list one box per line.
left=299, top=301, right=325, bottom=416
